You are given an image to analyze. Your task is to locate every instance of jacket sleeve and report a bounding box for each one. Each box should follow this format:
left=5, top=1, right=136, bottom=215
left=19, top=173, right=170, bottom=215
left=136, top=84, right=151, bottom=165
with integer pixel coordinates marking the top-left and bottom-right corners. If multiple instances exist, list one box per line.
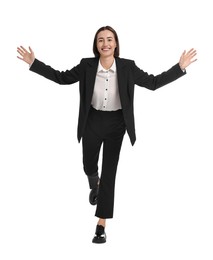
left=29, top=58, right=80, bottom=85
left=133, top=62, right=186, bottom=90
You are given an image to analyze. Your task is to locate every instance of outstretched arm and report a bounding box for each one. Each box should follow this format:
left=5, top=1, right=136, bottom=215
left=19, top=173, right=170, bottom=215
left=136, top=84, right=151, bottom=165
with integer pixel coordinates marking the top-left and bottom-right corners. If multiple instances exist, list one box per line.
left=17, top=46, right=35, bottom=65
left=179, top=48, right=197, bottom=70
left=17, top=46, right=80, bottom=85
left=133, top=48, right=197, bottom=90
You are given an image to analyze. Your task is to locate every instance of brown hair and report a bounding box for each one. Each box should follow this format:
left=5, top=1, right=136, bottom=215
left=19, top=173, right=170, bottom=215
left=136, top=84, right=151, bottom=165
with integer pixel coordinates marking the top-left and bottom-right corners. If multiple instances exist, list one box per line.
left=93, top=26, right=120, bottom=57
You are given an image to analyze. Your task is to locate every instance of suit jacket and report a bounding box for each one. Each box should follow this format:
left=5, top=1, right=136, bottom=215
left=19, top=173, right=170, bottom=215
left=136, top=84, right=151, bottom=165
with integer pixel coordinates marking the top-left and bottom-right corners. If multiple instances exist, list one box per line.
left=30, top=57, right=186, bottom=145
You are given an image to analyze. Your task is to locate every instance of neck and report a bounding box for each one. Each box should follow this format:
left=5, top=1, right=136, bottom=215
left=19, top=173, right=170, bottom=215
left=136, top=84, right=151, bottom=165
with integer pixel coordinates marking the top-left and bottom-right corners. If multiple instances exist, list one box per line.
left=100, top=56, right=114, bottom=70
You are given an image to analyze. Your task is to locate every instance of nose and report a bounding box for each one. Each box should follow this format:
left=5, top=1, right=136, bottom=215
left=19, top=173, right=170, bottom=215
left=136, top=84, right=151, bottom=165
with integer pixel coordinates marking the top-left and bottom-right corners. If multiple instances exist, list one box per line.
left=102, top=40, right=107, bottom=45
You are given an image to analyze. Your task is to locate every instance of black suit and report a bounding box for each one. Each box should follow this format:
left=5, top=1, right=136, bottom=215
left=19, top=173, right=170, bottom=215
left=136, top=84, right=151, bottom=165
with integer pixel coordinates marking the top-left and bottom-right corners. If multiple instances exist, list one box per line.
left=30, top=57, right=185, bottom=218
left=30, top=58, right=185, bottom=146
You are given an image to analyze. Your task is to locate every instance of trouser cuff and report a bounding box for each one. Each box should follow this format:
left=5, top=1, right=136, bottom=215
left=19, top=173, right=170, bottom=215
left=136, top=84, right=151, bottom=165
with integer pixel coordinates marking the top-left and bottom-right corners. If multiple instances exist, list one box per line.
left=87, top=173, right=99, bottom=189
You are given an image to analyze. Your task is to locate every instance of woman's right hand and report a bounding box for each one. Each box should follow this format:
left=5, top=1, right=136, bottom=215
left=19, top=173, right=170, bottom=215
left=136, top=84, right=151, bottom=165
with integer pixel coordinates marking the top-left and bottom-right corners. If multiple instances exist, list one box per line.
left=17, top=46, right=35, bottom=65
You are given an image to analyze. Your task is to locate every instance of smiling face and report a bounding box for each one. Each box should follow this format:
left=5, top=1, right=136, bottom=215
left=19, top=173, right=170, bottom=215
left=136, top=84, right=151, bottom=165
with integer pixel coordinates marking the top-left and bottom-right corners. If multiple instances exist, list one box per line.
left=96, top=29, right=117, bottom=59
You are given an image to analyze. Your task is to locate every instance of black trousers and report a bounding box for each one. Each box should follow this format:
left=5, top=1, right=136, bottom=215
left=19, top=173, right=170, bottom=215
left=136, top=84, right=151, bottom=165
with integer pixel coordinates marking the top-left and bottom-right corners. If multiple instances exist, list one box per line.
left=82, top=106, right=126, bottom=218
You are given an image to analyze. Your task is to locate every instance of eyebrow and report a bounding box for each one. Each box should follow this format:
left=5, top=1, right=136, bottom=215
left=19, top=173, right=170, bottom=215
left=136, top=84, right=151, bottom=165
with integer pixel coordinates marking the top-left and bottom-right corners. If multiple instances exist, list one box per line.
left=97, top=36, right=113, bottom=40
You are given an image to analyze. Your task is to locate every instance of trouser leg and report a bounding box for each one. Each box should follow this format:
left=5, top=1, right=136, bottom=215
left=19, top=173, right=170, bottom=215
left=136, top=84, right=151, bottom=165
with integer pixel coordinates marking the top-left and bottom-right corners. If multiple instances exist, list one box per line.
left=82, top=125, right=102, bottom=189
left=95, top=108, right=126, bottom=218
left=95, top=134, right=124, bottom=218
left=82, top=108, right=103, bottom=189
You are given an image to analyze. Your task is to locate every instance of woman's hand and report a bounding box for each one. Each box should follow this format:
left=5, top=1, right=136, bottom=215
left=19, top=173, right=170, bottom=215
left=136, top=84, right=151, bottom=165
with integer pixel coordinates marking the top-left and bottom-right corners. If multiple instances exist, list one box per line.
left=179, top=48, right=197, bottom=70
left=17, top=46, right=35, bottom=65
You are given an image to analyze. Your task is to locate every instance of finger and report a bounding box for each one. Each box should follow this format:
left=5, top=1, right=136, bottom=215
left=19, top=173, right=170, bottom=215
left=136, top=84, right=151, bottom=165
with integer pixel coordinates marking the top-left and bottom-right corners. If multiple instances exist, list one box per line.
left=29, top=46, right=33, bottom=54
left=187, top=48, right=196, bottom=55
left=17, top=56, right=23, bottom=60
left=20, top=46, right=28, bottom=53
left=190, top=52, right=197, bottom=58
left=189, top=49, right=197, bottom=55
left=17, top=48, right=24, bottom=56
left=189, top=58, right=197, bottom=64
left=17, top=47, right=23, bottom=52
left=185, top=51, right=197, bottom=60
left=188, top=52, right=197, bottom=60
left=17, top=46, right=26, bottom=55
left=190, top=55, right=197, bottom=60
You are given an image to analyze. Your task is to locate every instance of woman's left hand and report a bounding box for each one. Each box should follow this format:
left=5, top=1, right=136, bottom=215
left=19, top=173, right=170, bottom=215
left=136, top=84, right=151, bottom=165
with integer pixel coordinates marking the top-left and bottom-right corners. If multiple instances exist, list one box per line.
left=179, top=48, right=197, bottom=70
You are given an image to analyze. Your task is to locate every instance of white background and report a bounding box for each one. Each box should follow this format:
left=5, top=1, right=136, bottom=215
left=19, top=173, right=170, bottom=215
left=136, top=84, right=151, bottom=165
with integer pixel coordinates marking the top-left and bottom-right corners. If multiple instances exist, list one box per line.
left=0, top=0, right=212, bottom=259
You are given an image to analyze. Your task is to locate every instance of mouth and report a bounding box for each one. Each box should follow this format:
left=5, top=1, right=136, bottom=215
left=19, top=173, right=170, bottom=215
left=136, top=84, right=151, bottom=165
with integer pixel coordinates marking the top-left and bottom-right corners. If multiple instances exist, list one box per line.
left=101, top=47, right=110, bottom=51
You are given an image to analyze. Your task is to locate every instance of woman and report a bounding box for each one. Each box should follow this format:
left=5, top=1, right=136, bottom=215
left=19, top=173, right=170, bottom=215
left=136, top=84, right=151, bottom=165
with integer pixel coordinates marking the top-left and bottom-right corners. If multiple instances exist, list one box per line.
left=17, top=25, right=197, bottom=244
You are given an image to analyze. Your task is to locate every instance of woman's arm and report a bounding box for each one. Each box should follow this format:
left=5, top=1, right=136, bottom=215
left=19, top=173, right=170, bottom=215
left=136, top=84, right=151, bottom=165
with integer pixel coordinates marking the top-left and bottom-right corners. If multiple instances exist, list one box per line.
left=17, top=46, right=80, bottom=85
left=133, top=48, right=197, bottom=90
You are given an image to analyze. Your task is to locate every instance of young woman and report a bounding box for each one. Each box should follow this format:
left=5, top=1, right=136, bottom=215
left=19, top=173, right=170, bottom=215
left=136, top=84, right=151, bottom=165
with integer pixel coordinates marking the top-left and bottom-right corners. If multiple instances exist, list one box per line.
left=17, top=25, right=197, bottom=244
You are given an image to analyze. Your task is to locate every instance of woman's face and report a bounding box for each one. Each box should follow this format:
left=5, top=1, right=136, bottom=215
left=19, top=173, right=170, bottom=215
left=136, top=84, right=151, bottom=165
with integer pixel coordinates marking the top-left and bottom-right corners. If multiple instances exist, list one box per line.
left=96, top=29, right=117, bottom=58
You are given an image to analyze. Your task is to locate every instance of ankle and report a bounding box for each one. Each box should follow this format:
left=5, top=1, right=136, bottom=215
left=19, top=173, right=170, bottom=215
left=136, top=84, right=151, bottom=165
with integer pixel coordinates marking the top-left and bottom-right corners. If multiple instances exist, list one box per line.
left=97, top=218, right=106, bottom=227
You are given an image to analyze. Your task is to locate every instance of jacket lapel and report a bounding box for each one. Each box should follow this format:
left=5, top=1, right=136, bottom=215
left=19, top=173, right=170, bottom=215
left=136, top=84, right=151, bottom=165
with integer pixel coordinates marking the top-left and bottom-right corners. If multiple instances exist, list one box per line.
left=85, top=58, right=99, bottom=107
left=115, top=58, right=127, bottom=107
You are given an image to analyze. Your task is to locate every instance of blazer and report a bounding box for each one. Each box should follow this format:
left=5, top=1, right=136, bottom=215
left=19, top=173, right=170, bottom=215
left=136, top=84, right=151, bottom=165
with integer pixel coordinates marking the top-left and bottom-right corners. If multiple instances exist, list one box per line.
left=30, top=57, right=186, bottom=145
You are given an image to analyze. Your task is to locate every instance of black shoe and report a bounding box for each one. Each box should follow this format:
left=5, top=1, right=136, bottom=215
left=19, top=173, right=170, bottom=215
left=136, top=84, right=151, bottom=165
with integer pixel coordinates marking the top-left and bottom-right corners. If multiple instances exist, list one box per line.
left=92, top=225, right=106, bottom=244
left=89, top=185, right=99, bottom=205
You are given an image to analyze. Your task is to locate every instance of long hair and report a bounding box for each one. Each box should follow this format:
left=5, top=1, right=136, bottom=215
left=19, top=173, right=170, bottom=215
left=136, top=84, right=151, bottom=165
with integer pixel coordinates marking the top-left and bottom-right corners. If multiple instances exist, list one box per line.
left=93, top=26, right=120, bottom=57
